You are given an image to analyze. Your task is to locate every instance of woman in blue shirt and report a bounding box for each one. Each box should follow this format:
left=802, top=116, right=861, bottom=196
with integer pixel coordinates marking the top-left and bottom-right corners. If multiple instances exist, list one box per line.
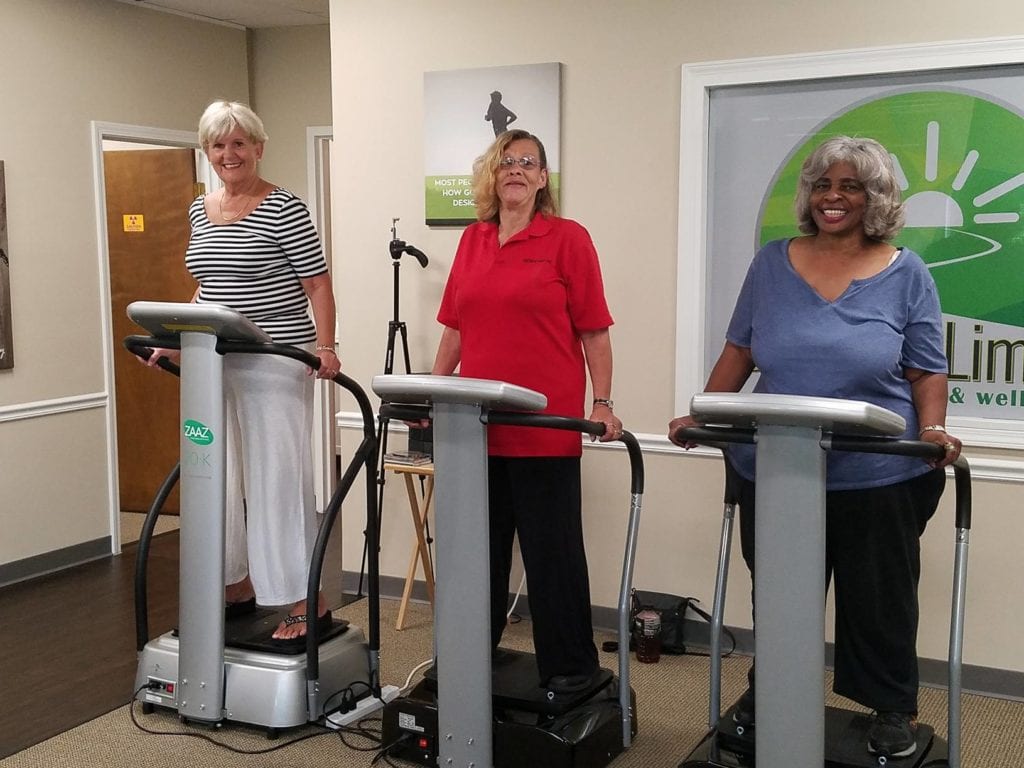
left=669, top=136, right=962, bottom=759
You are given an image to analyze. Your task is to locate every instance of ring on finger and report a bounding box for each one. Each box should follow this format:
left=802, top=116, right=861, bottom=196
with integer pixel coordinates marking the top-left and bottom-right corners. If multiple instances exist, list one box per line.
left=943, top=442, right=956, bottom=452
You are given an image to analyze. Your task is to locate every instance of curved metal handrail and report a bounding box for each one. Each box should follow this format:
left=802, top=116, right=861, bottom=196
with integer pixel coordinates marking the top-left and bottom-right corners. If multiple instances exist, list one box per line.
left=123, top=335, right=381, bottom=711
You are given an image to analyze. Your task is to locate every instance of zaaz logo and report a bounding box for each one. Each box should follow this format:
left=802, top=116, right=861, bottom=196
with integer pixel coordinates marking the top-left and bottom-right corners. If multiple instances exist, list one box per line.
left=758, top=90, right=1024, bottom=418
left=183, top=419, right=214, bottom=446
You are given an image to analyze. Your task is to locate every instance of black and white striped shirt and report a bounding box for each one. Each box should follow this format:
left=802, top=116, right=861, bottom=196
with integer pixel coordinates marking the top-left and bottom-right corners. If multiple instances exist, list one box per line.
left=185, top=188, right=327, bottom=343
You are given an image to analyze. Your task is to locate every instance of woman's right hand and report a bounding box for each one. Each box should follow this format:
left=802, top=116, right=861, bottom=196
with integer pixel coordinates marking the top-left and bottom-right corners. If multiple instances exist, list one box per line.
left=144, top=347, right=180, bottom=367
left=668, top=414, right=700, bottom=449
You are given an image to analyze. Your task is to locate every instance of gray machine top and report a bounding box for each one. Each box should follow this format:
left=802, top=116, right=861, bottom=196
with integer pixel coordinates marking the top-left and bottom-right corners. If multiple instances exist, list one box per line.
left=127, top=300, right=271, bottom=343
left=372, top=374, right=547, bottom=412
left=690, top=392, right=905, bottom=436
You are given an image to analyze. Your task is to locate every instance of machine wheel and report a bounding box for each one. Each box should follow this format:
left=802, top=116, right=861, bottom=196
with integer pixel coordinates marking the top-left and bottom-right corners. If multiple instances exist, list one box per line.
left=265, top=727, right=280, bottom=740
left=141, top=702, right=154, bottom=715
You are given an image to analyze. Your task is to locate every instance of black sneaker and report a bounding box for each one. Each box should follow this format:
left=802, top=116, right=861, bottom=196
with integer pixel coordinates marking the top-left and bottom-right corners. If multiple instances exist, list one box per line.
left=547, top=668, right=600, bottom=695
left=867, top=711, right=918, bottom=758
left=732, top=687, right=755, bottom=727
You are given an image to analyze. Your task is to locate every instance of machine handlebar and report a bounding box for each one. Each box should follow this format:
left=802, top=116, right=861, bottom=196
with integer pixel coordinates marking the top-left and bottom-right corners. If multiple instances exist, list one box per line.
left=673, top=424, right=971, bottom=530
left=378, top=403, right=645, bottom=495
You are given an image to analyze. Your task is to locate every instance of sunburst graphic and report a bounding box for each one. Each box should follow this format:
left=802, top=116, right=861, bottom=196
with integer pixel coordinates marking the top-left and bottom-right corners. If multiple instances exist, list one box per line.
left=898, top=120, right=1021, bottom=266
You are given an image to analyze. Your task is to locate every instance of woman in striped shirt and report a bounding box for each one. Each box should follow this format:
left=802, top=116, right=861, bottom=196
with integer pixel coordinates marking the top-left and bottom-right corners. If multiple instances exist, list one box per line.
left=149, top=101, right=338, bottom=642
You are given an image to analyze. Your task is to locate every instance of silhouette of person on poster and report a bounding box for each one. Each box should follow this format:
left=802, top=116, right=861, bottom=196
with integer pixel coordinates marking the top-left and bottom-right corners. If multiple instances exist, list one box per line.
left=485, top=90, right=517, bottom=137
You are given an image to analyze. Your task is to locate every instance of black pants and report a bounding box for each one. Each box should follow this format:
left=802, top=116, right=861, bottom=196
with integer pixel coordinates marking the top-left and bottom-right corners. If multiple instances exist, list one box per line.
left=734, top=465, right=945, bottom=713
left=488, top=456, right=599, bottom=683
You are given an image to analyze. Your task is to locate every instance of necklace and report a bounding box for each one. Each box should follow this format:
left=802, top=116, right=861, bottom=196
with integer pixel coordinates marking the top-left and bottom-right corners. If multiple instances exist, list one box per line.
left=218, top=192, right=248, bottom=222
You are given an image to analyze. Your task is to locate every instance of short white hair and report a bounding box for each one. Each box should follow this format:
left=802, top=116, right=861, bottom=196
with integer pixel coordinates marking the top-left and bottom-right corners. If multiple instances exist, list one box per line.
left=197, top=101, right=268, bottom=149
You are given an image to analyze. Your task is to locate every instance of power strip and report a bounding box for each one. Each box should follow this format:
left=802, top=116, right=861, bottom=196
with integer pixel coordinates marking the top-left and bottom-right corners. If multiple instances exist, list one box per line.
left=325, top=685, right=401, bottom=729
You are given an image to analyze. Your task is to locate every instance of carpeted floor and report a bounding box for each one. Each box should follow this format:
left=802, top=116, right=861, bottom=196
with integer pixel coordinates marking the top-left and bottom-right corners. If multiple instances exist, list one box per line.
left=3, top=598, right=1022, bottom=768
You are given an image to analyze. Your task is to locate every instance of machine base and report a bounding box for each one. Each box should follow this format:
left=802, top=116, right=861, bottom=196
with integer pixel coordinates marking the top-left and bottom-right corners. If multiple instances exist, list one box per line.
left=422, top=648, right=615, bottom=716
left=382, top=677, right=637, bottom=768
left=134, top=622, right=372, bottom=730
left=680, top=704, right=949, bottom=767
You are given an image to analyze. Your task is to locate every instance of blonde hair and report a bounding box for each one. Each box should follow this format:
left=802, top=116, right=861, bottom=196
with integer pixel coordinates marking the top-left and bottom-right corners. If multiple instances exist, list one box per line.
left=794, top=135, right=904, bottom=241
left=471, top=129, right=557, bottom=223
left=197, top=100, right=268, bottom=149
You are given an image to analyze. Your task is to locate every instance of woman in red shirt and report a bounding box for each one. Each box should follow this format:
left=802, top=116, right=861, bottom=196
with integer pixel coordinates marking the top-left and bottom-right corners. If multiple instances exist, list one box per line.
left=431, top=129, right=621, bottom=693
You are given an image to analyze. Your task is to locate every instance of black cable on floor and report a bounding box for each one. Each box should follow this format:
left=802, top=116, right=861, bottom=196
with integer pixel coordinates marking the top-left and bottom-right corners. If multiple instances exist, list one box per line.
left=127, top=684, right=383, bottom=755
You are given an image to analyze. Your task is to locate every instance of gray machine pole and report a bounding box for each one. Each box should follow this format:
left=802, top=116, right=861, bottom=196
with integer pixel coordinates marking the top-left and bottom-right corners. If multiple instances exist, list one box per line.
left=128, top=301, right=271, bottom=724
left=372, top=374, right=547, bottom=768
left=177, top=331, right=228, bottom=721
left=688, top=393, right=905, bottom=768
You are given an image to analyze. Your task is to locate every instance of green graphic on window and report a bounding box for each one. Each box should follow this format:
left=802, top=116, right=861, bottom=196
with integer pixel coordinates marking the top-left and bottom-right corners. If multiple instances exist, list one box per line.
left=759, top=91, right=1024, bottom=329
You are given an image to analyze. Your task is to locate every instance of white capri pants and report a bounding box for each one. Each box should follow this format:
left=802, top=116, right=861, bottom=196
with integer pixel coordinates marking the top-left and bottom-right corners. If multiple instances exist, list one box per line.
left=222, top=344, right=317, bottom=606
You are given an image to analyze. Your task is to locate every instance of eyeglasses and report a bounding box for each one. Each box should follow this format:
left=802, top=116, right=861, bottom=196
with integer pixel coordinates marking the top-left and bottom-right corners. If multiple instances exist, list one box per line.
left=499, top=155, right=542, bottom=171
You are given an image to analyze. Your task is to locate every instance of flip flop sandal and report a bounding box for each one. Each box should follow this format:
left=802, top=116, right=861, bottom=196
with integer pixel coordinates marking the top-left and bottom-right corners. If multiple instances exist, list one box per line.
left=272, top=610, right=333, bottom=643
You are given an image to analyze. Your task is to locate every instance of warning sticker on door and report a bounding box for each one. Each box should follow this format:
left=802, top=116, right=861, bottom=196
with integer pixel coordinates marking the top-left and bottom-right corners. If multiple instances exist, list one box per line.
left=123, top=214, right=144, bottom=232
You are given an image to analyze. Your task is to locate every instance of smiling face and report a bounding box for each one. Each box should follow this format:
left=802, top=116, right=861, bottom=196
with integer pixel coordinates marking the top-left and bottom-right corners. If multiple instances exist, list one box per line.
left=206, top=126, right=264, bottom=188
left=809, top=161, right=868, bottom=237
left=495, top=138, right=548, bottom=212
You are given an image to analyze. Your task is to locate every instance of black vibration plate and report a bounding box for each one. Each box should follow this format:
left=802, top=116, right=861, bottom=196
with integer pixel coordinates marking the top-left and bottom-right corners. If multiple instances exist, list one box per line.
left=174, top=608, right=350, bottom=656
left=422, top=648, right=614, bottom=716
left=382, top=677, right=637, bottom=768
left=679, top=704, right=950, bottom=767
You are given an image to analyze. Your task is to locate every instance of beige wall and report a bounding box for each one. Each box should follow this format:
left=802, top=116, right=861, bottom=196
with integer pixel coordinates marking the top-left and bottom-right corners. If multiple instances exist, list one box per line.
left=329, top=0, right=1024, bottom=674
left=0, top=2, right=330, bottom=575
left=250, top=25, right=333, bottom=197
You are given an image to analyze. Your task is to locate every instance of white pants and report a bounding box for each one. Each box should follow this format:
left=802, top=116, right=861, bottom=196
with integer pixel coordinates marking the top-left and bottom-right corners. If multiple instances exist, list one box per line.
left=222, top=345, right=317, bottom=606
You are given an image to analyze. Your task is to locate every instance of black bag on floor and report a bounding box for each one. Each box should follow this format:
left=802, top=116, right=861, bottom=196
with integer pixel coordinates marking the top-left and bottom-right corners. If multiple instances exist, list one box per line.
left=630, top=589, right=706, bottom=655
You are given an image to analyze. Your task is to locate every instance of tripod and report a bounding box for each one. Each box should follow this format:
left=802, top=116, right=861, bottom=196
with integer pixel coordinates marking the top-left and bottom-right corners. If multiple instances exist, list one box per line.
left=358, top=219, right=430, bottom=596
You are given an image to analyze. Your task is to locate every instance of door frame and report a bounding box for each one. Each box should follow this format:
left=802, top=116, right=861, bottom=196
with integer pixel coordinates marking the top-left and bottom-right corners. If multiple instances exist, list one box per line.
left=306, top=126, right=337, bottom=513
left=92, top=121, right=205, bottom=553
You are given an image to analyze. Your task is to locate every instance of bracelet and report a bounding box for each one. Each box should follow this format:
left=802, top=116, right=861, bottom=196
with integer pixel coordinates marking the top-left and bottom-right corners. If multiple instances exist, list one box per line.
left=919, top=424, right=946, bottom=437
left=593, top=398, right=614, bottom=410
left=315, top=344, right=336, bottom=353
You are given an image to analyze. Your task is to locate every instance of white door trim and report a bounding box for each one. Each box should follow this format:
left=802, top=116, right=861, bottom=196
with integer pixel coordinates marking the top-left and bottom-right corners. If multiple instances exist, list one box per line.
left=306, top=125, right=336, bottom=513
left=91, top=122, right=202, bottom=554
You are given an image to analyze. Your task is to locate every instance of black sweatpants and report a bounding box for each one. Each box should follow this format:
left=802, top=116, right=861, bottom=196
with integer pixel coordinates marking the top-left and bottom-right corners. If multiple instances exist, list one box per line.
left=734, top=464, right=945, bottom=713
left=488, top=456, right=599, bottom=683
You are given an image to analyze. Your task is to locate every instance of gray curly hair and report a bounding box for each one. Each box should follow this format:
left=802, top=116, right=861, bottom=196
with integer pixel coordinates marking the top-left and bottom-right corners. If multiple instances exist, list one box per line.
left=794, top=135, right=904, bottom=241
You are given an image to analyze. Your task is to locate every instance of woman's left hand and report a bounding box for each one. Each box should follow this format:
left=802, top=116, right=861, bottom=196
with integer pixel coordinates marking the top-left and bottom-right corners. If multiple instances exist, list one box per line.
left=921, top=428, right=962, bottom=469
left=313, top=348, right=341, bottom=379
left=590, top=407, right=623, bottom=442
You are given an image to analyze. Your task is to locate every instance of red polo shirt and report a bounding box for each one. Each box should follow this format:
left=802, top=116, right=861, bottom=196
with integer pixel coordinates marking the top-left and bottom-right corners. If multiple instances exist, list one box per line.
left=437, top=214, right=614, bottom=456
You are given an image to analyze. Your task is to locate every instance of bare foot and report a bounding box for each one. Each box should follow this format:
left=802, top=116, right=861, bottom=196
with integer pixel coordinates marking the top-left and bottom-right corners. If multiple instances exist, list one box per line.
left=272, top=592, right=328, bottom=640
left=225, top=575, right=255, bottom=605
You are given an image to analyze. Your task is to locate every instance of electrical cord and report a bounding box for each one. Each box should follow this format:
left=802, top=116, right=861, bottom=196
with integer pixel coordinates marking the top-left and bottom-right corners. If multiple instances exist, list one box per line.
left=128, top=683, right=385, bottom=754
left=128, top=684, right=334, bottom=754
left=506, top=571, right=527, bottom=624
left=371, top=732, right=414, bottom=766
left=400, top=658, right=433, bottom=694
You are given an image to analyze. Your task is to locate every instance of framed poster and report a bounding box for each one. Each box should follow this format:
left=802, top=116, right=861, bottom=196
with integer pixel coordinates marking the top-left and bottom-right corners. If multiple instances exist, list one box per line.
left=0, top=161, right=11, bottom=370
left=424, top=62, right=561, bottom=226
left=676, top=37, right=1024, bottom=448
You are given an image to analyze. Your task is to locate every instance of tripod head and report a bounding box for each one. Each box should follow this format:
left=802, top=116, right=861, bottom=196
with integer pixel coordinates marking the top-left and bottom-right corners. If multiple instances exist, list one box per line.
left=390, top=218, right=428, bottom=268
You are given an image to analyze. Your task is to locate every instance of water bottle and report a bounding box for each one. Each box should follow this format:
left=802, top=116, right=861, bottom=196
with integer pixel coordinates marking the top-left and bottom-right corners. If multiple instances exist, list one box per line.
left=633, top=609, right=662, bottom=663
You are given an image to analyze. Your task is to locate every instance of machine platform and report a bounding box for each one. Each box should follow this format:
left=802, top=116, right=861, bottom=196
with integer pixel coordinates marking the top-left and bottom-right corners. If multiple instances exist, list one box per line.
left=382, top=677, right=636, bottom=768
left=681, top=704, right=949, bottom=768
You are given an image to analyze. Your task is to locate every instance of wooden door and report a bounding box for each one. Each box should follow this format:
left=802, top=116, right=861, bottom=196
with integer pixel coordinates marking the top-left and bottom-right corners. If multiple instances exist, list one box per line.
left=105, top=148, right=198, bottom=513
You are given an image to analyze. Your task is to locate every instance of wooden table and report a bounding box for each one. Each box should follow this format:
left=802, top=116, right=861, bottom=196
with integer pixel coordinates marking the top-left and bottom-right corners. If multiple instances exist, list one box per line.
left=383, top=461, right=435, bottom=630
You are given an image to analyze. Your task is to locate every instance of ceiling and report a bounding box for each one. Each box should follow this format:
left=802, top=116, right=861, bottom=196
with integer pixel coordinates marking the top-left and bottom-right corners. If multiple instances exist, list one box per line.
left=115, top=0, right=329, bottom=29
